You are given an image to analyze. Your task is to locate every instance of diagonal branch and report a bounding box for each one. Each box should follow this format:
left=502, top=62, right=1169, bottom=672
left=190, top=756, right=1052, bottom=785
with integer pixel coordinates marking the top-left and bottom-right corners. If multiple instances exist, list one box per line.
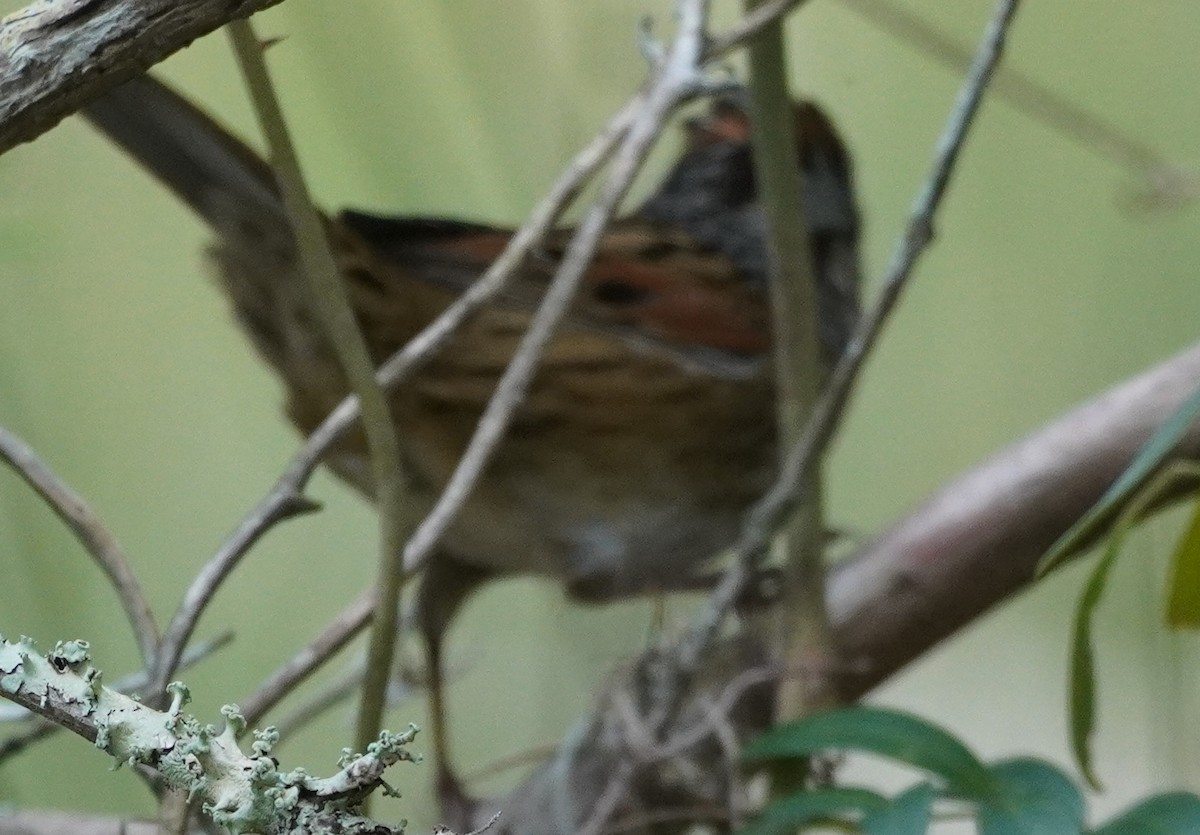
left=399, top=0, right=716, bottom=571
left=225, top=16, right=411, bottom=756
left=0, top=0, right=290, bottom=155
left=829, top=341, right=1200, bottom=699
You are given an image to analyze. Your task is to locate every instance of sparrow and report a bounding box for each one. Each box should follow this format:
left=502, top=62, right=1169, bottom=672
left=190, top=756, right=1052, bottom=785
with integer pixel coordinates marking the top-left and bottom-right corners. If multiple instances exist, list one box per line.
left=80, top=75, right=861, bottom=815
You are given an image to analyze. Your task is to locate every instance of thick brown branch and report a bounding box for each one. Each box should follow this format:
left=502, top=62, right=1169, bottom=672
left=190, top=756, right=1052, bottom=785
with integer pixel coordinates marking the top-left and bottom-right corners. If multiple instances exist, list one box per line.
left=0, top=0, right=286, bottom=155
left=829, top=341, right=1200, bottom=698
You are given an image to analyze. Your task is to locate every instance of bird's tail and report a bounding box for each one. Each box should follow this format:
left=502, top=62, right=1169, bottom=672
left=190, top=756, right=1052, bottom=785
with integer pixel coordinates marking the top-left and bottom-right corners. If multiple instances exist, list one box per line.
left=80, top=74, right=288, bottom=236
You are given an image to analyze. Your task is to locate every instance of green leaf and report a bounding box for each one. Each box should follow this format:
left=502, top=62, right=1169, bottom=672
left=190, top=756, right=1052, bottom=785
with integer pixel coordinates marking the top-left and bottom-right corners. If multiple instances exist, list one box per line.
left=1092, top=791, right=1200, bottom=834
left=1066, top=503, right=1135, bottom=790
left=740, top=787, right=887, bottom=835
left=860, top=783, right=937, bottom=835
left=976, top=758, right=1084, bottom=835
left=1165, top=494, right=1200, bottom=629
left=1038, top=383, right=1200, bottom=577
left=744, top=706, right=994, bottom=798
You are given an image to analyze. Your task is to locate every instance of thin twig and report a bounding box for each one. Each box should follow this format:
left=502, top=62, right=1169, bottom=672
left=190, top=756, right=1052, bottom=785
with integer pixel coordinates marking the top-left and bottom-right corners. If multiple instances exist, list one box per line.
left=654, top=666, right=777, bottom=759
left=264, top=674, right=361, bottom=745
left=231, top=17, right=412, bottom=756
left=682, top=0, right=1024, bottom=668
left=399, top=0, right=716, bottom=572
left=576, top=759, right=639, bottom=835
left=0, top=427, right=159, bottom=666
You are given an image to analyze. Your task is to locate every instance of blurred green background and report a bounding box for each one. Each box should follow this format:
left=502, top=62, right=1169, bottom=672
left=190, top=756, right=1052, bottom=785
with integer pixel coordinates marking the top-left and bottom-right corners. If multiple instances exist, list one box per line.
left=1, top=0, right=1197, bottom=829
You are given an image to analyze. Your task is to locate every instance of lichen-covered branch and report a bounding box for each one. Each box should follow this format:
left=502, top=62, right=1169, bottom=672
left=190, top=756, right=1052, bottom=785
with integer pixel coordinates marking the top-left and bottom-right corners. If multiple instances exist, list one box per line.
left=0, top=636, right=424, bottom=835
left=0, top=630, right=232, bottom=763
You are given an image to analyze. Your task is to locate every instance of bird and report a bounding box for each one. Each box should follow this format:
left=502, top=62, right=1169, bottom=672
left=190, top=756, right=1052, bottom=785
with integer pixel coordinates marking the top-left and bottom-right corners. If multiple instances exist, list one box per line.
left=80, top=75, right=861, bottom=818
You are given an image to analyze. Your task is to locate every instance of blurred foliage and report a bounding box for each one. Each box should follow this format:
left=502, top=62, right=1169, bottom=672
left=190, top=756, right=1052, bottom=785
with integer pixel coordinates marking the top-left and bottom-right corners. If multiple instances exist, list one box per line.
left=742, top=706, right=1200, bottom=833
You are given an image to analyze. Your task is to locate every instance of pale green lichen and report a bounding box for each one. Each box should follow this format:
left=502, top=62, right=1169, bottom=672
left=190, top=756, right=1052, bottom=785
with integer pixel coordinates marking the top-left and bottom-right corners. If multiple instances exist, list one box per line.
left=252, top=725, right=279, bottom=757
left=50, top=639, right=91, bottom=666
left=165, top=680, right=191, bottom=719
left=0, top=636, right=421, bottom=833
left=0, top=637, right=25, bottom=694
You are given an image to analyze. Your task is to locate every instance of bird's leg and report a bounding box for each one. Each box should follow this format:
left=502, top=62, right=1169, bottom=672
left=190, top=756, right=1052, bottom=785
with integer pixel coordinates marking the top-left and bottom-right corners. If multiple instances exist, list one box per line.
left=416, top=553, right=495, bottom=826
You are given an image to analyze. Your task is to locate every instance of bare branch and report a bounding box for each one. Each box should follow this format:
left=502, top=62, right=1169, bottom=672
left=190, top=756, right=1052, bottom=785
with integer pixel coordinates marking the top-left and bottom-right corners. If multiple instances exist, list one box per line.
left=737, top=0, right=833, bottom=721
left=576, top=760, right=638, bottom=835
left=0, top=428, right=158, bottom=665
left=225, top=16, right=411, bottom=755
left=0, top=0, right=290, bottom=155
left=829, top=341, right=1200, bottom=698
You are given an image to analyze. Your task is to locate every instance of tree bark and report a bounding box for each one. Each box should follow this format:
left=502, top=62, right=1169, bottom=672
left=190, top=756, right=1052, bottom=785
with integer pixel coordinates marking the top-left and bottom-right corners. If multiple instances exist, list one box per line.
left=0, top=0, right=288, bottom=154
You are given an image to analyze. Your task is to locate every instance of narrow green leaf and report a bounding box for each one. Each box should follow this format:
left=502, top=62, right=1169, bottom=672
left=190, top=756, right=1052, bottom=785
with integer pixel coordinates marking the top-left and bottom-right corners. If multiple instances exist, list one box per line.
left=1038, top=383, right=1200, bottom=576
left=1092, top=791, right=1200, bottom=834
left=860, top=783, right=937, bottom=835
left=1165, top=494, right=1200, bottom=629
left=740, top=787, right=887, bottom=835
left=1066, top=506, right=1135, bottom=790
left=744, top=706, right=994, bottom=798
left=976, top=758, right=1084, bottom=835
